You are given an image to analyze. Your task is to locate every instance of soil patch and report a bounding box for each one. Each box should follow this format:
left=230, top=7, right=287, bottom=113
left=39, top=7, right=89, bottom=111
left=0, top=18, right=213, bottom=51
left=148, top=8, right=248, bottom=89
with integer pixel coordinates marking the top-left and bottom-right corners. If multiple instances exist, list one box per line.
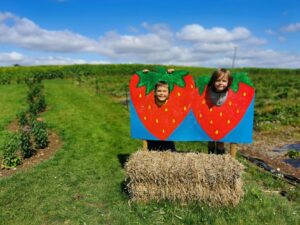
left=0, top=120, right=62, bottom=178
left=239, top=126, right=300, bottom=180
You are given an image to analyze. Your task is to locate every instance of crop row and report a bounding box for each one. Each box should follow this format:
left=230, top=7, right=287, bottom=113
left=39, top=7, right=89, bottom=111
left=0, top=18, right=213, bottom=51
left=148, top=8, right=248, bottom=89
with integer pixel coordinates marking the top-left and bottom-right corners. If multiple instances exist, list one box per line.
left=0, top=64, right=299, bottom=84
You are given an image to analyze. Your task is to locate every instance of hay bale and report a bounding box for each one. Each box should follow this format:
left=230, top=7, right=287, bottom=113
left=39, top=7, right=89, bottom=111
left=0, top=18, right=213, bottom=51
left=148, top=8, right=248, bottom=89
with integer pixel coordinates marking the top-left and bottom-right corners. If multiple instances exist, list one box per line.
left=124, top=150, right=244, bottom=206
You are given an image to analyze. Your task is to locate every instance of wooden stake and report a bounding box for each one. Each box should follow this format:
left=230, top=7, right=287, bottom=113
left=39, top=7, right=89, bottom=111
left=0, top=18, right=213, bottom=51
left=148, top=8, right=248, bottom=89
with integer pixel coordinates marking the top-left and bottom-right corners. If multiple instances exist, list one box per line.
left=143, top=140, right=148, bottom=151
left=230, top=143, right=238, bottom=158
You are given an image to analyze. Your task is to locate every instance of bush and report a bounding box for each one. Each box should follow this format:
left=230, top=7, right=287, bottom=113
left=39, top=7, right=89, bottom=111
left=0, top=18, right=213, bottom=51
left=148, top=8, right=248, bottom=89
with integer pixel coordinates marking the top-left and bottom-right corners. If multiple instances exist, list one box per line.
left=36, top=95, right=47, bottom=112
left=1, top=133, right=21, bottom=168
left=28, top=97, right=47, bottom=115
left=31, top=120, right=49, bottom=149
left=17, top=111, right=29, bottom=127
left=28, top=101, right=39, bottom=116
left=26, top=80, right=47, bottom=114
left=20, top=129, right=33, bottom=158
left=27, top=83, right=43, bottom=102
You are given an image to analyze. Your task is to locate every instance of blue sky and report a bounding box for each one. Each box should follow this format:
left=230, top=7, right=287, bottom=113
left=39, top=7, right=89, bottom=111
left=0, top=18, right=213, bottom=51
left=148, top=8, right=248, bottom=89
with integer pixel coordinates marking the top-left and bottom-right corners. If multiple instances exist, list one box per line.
left=0, top=0, right=299, bottom=68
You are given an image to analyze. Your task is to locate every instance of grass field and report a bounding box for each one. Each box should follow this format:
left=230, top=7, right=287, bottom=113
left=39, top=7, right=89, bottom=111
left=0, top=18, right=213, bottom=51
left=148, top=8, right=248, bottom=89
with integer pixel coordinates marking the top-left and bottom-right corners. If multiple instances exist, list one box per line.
left=0, top=76, right=299, bottom=224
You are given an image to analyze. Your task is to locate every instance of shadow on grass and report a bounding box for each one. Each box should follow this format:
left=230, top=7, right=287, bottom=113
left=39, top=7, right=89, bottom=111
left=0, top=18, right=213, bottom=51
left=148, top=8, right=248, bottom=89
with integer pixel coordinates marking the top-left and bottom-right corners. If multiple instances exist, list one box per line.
left=118, top=153, right=131, bottom=196
left=120, top=179, right=130, bottom=196
left=117, top=153, right=130, bottom=168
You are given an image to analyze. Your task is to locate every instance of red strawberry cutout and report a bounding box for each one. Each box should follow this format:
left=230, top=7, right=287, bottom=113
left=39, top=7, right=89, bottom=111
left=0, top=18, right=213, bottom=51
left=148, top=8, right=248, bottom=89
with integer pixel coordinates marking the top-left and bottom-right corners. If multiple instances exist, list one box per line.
left=192, top=72, right=255, bottom=141
left=130, top=68, right=194, bottom=140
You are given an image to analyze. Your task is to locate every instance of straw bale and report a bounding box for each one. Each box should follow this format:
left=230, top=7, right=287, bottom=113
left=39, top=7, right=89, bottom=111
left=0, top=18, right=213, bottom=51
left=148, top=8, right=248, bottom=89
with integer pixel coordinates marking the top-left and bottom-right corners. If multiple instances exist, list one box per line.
left=125, top=150, right=244, bottom=206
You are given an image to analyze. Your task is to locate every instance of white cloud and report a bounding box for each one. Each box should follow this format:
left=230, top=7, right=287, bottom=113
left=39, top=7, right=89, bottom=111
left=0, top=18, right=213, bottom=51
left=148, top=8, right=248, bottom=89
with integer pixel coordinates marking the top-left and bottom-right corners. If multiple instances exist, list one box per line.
left=176, top=24, right=251, bottom=43
left=281, top=22, right=300, bottom=32
left=0, top=12, right=109, bottom=54
left=0, top=12, right=299, bottom=68
left=0, top=51, right=24, bottom=63
left=99, top=31, right=171, bottom=55
left=1, top=48, right=300, bottom=68
left=232, top=49, right=300, bottom=68
left=0, top=51, right=110, bottom=66
left=193, top=42, right=236, bottom=53
left=141, top=22, right=173, bottom=38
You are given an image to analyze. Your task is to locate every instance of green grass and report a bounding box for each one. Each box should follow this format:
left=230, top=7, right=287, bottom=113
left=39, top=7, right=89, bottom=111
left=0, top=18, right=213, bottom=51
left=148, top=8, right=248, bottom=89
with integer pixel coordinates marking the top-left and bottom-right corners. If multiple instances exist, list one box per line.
left=0, top=84, right=27, bottom=152
left=0, top=84, right=27, bottom=127
left=0, top=79, right=299, bottom=225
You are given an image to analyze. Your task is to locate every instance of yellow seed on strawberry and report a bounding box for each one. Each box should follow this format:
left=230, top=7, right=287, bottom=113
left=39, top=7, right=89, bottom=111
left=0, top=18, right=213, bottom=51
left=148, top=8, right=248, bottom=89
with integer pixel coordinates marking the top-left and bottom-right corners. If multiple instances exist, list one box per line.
left=172, top=119, right=176, bottom=123
left=199, top=113, right=202, bottom=118
left=143, top=116, right=147, bottom=120
left=177, top=92, right=181, bottom=96
left=190, top=84, right=194, bottom=89
left=139, top=93, right=142, bottom=98
left=236, top=109, right=240, bottom=114
left=210, top=120, right=213, bottom=124
left=229, top=101, right=232, bottom=106
left=183, top=106, right=187, bottom=111
left=148, top=105, right=151, bottom=110
left=162, top=129, right=165, bottom=133
left=209, top=108, right=213, bottom=112
left=227, top=120, right=231, bottom=124
left=243, top=92, right=246, bottom=97
left=202, top=100, right=206, bottom=104
left=215, top=130, right=219, bottom=135
left=220, top=112, right=223, bottom=116
left=155, top=118, right=159, bottom=123
left=165, top=108, right=168, bottom=112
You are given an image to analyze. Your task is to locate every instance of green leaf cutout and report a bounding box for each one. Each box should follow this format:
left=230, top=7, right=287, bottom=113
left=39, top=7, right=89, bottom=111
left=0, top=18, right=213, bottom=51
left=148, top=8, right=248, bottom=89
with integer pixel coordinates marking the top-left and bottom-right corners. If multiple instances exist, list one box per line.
left=231, top=72, right=253, bottom=93
left=135, top=67, right=189, bottom=95
left=136, top=70, right=160, bottom=94
left=195, top=75, right=211, bottom=95
left=195, top=72, right=254, bottom=95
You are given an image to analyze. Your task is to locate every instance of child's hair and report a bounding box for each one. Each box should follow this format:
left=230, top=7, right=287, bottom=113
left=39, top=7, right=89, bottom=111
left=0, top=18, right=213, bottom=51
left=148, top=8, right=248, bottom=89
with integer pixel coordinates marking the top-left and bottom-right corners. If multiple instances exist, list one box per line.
left=208, top=68, right=233, bottom=92
left=154, top=81, right=169, bottom=92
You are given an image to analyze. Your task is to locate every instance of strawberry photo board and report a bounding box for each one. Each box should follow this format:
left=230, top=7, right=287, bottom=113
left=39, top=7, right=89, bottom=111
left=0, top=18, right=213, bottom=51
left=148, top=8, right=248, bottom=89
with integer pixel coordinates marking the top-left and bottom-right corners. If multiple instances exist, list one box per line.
left=130, top=69, right=255, bottom=143
left=130, top=68, right=195, bottom=141
left=192, top=72, right=255, bottom=143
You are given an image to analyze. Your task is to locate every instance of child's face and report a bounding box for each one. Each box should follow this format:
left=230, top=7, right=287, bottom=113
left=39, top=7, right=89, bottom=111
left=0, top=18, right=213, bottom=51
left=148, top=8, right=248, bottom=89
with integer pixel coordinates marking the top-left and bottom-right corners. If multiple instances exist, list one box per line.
left=155, top=85, right=169, bottom=104
left=214, top=75, right=229, bottom=92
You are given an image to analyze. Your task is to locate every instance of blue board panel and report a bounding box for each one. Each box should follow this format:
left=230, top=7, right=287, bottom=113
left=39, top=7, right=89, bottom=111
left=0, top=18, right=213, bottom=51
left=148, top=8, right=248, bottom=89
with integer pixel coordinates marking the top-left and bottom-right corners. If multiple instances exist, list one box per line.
left=130, top=98, right=254, bottom=143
